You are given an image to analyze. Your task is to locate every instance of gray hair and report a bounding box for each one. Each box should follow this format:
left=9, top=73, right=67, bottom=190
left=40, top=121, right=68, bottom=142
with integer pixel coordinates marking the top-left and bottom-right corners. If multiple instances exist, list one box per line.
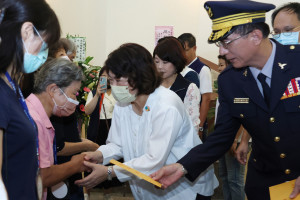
left=60, top=38, right=77, bottom=55
left=34, top=58, right=84, bottom=94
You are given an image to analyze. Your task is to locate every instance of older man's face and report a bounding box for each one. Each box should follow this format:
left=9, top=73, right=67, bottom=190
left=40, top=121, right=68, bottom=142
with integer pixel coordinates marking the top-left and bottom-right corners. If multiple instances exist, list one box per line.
left=218, top=32, right=258, bottom=69
left=273, top=10, right=300, bottom=44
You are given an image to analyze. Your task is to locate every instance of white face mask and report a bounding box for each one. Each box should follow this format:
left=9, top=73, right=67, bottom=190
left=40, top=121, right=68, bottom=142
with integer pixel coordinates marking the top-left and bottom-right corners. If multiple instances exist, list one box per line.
left=60, top=55, right=70, bottom=61
left=111, top=85, right=136, bottom=103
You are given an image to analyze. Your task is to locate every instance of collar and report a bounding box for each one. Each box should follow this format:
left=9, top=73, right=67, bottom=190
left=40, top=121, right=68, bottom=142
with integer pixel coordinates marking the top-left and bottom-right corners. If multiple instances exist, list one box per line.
left=249, top=40, right=276, bottom=79
left=26, top=93, right=54, bottom=129
left=186, top=57, right=198, bottom=68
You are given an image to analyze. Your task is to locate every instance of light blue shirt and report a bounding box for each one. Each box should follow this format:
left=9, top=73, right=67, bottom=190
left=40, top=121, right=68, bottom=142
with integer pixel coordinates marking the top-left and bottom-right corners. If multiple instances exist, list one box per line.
left=249, top=40, right=276, bottom=97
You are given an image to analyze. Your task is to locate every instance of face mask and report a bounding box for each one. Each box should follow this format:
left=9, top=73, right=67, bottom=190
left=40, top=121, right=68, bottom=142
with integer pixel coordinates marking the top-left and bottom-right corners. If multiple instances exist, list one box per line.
left=52, top=88, right=79, bottom=117
left=60, top=55, right=70, bottom=61
left=23, top=26, right=48, bottom=73
left=274, top=32, right=300, bottom=45
left=111, top=85, right=136, bottom=103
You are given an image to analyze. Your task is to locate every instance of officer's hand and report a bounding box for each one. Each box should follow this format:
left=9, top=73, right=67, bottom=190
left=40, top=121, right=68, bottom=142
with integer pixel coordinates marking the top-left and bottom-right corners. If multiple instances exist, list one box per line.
left=230, top=141, right=238, bottom=156
left=235, top=141, right=248, bottom=165
left=290, top=176, right=300, bottom=199
left=150, top=163, right=184, bottom=189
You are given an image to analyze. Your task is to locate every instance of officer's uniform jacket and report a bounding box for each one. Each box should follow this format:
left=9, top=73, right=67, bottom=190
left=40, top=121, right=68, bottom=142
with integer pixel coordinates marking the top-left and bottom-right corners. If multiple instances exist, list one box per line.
left=178, top=41, right=300, bottom=189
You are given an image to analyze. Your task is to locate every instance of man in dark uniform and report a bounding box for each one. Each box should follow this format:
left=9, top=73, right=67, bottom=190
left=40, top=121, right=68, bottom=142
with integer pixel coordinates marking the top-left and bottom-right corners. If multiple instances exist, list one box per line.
left=151, top=1, right=300, bottom=199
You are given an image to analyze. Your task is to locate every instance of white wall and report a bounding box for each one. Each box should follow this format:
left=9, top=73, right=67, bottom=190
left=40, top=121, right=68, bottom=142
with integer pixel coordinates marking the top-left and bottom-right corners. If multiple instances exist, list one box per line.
left=47, top=0, right=291, bottom=66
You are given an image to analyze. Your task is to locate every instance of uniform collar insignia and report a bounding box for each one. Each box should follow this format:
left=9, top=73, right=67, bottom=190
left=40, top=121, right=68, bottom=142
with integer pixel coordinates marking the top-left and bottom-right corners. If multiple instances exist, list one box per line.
left=278, top=62, right=287, bottom=70
left=243, top=69, right=247, bottom=77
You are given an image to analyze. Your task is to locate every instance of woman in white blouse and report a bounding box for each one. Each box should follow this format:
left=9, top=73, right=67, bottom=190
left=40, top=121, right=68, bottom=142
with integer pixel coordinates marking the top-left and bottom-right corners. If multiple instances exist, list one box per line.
left=75, top=43, right=218, bottom=200
left=154, top=37, right=201, bottom=132
left=85, top=66, right=116, bottom=145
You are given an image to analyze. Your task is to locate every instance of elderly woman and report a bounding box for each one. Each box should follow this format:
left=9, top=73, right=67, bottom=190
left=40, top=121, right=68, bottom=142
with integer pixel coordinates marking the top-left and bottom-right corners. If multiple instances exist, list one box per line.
left=60, top=38, right=77, bottom=61
left=25, top=58, right=88, bottom=200
left=75, top=43, right=218, bottom=200
left=154, top=36, right=201, bottom=132
left=0, top=0, right=60, bottom=199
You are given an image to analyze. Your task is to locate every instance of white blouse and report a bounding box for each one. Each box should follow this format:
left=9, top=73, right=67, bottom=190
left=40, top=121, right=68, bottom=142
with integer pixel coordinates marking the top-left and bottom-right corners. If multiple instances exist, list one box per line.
left=86, top=91, right=116, bottom=119
left=98, top=86, right=218, bottom=200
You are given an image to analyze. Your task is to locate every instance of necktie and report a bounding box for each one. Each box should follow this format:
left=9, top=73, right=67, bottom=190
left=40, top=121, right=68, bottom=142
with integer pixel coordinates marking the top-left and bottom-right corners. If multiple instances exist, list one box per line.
left=257, top=73, right=271, bottom=106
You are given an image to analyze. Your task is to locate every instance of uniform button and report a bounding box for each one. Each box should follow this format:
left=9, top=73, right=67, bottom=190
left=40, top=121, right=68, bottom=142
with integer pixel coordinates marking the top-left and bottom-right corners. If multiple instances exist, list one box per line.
left=290, top=45, right=295, bottom=50
left=280, top=153, right=286, bottom=159
left=253, top=159, right=257, bottom=162
left=285, top=169, right=291, bottom=174
left=270, top=117, right=275, bottom=123
left=240, top=114, right=244, bottom=118
left=274, top=137, right=280, bottom=142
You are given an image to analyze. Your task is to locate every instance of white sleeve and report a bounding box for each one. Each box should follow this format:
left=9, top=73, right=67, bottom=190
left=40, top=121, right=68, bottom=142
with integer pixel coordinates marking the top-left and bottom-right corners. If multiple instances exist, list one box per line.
left=199, top=66, right=212, bottom=94
left=113, top=106, right=185, bottom=182
left=184, top=83, right=200, bottom=131
left=98, top=105, right=123, bottom=164
left=0, top=180, right=8, bottom=200
left=85, top=91, right=94, bottom=105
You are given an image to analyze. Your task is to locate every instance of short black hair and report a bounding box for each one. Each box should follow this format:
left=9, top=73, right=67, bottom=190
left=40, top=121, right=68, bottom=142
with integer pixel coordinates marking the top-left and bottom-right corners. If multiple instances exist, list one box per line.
left=104, top=43, right=161, bottom=96
left=178, top=33, right=196, bottom=48
left=232, top=22, right=270, bottom=39
left=153, top=36, right=187, bottom=73
left=271, top=2, right=300, bottom=26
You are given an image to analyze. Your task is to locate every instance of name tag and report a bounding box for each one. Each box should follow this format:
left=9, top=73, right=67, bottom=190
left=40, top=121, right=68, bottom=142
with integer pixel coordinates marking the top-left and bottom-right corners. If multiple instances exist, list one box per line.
left=234, top=98, right=249, bottom=104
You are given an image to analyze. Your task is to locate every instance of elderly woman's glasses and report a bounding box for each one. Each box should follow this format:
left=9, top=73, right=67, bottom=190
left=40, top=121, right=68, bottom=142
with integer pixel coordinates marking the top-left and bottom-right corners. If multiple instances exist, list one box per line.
left=271, top=25, right=300, bottom=39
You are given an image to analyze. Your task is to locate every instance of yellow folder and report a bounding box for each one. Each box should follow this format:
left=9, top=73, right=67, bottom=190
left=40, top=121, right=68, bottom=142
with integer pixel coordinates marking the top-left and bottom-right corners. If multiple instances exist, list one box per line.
left=110, top=159, right=162, bottom=188
left=269, top=179, right=300, bottom=200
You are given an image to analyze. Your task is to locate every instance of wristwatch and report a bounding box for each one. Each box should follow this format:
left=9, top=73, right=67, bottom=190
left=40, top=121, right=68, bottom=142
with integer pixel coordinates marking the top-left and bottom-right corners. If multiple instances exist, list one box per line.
left=179, top=164, right=188, bottom=175
left=107, top=166, right=113, bottom=181
left=199, top=126, right=204, bottom=132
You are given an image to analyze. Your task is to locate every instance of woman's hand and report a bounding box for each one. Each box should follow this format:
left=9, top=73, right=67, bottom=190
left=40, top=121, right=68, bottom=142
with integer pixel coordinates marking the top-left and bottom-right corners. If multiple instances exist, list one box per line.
left=96, top=83, right=106, bottom=96
left=82, top=151, right=103, bottom=164
left=75, top=162, right=108, bottom=189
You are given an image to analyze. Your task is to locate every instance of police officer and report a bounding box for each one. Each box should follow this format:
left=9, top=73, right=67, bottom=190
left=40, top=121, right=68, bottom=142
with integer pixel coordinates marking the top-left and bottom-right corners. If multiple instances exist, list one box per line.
left=151, top=1, right=300, bottom=199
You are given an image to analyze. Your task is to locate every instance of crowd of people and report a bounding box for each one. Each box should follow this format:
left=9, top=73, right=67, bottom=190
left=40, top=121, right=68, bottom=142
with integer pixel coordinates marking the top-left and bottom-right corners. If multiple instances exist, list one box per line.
left=0, top=0, right=299, bottom=200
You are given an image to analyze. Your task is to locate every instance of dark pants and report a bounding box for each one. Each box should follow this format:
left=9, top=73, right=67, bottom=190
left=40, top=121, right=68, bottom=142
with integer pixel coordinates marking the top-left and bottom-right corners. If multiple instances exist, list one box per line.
left=196, top=194, right=211, bottom=200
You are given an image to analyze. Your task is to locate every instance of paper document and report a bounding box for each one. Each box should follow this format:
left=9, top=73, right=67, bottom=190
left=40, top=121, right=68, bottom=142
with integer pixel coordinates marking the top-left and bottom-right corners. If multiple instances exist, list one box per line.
left=269, top=179, right=300, bottom=200
left=110, top=159, right=162, bottom=188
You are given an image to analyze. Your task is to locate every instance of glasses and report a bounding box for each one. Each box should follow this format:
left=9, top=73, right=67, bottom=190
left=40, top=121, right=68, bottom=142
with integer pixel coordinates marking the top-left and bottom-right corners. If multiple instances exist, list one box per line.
left=271, top=25, right=300, bottom=39
left=215, top=32, right=251, bottom=49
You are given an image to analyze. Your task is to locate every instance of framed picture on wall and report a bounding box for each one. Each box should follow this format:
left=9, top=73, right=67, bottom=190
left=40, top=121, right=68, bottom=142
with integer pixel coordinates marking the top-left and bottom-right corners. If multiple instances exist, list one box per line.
left=155, top=26, right=174, bottom=46
left=67, top=36, right=86, bottom=62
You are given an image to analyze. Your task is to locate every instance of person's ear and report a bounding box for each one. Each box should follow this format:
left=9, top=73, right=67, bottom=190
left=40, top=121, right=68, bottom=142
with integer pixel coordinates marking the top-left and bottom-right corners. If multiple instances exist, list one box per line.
left=193, top=46, right=197, bottom=51
left=20, top=22, right=34, bottom=42
left=250, top=29, right=263, bottom=46
left=46, top=83, right=59, bottom=98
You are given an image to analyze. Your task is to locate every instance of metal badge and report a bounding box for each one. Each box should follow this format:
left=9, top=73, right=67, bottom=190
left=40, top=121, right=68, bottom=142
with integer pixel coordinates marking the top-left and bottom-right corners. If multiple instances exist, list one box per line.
left=278, top=62, right=287, bottom=70
left=234, top=98, right=249, bottom=103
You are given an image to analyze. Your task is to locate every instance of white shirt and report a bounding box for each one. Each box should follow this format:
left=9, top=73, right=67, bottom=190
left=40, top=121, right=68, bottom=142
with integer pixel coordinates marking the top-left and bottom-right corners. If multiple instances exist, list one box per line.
left=86, top=91, right=116, bottom=119
left=187, top=58, right=213, bottom=95
left=98, top=86, right=218, bottom=200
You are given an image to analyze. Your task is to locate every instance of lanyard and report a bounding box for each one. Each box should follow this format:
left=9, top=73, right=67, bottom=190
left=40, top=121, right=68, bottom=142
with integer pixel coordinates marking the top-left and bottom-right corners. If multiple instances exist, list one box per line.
left=5, top=72, right=40, bottom=166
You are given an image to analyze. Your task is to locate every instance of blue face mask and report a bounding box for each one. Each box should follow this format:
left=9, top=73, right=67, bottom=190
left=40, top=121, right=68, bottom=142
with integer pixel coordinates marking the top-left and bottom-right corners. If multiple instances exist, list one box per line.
left=273, top=31, right=300, bottom=45
left=22, top=26, right=48, bottom=74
